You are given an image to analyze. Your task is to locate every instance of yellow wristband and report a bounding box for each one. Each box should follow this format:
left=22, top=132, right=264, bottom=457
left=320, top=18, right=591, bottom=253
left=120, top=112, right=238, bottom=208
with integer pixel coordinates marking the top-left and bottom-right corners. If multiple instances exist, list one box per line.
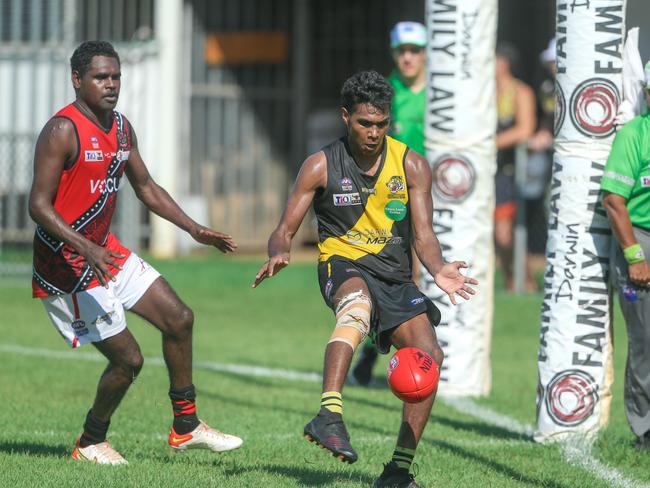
left=623, top=243, right=645, bottom=264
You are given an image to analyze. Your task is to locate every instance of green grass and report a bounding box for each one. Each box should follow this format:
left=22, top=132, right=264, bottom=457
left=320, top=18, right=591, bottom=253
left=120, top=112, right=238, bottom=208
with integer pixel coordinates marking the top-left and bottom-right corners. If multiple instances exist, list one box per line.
left=1, top=256, right=649, bottom=487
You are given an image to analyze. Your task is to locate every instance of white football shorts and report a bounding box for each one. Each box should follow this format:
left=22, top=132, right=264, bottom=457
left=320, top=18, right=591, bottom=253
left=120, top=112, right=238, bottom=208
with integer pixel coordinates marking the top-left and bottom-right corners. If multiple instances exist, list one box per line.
left=41, top=252, right=161, bottom=348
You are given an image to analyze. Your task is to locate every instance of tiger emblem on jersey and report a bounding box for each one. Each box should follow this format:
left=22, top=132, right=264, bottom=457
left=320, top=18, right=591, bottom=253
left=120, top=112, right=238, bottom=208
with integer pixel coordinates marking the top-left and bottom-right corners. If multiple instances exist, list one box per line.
left=386, top=176, right=404, bottom=194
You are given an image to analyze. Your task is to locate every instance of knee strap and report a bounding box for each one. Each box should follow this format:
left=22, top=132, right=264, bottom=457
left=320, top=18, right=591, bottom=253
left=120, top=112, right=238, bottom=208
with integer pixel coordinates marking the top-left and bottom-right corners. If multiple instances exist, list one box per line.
left=328, top=291, right=372, bottom=351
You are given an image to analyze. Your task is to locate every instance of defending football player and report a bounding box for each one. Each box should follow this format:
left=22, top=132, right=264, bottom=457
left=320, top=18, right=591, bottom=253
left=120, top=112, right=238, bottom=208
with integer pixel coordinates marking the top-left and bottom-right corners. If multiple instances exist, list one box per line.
left=252, top=70, right=477, bottom=487
left=29, top=41, right=242, bottom=464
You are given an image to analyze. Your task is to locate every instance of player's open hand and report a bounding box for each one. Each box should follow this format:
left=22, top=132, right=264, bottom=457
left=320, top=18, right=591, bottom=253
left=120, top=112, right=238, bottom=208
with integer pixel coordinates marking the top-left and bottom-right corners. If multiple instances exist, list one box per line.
left=433, top=261, right=478, bottom=305
left=191, top=226, right=237, bottom=253
left=252, top=253, right=290, bottom=288
left=82, top=241, right=125, bottom=288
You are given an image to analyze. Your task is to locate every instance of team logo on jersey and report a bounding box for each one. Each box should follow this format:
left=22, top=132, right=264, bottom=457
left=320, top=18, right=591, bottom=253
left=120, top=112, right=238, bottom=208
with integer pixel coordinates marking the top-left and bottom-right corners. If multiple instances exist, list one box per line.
left=333, top=193, right=362, bottom=206
left=641, top=176, right=650, bottom=187
left=386, top=176, right=405, bottom=194
left=545, top=369, right=598, bottom=427
left=84, top=150, right=104, bottom=162
left=340, top=177, right=354, bottom=191
left=569, top=77, right=619, bottom=138
left=432, top=154, right=475, bottom=202
left=90, top=136, right=100, bottom=149
left=117, top=130, right=128, bottom=148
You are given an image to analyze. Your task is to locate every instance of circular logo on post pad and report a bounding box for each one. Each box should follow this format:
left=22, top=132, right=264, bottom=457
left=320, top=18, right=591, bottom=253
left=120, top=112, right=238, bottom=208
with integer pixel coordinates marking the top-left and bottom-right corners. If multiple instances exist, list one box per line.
left=432, top=154, right=476, bottom=202
left=554, top=81, right=566, bottom=137
left=545, top=369, right=599, bottom=427
left=569, top=77, right=619, bottom=138
left=384, top=200, right=407, bottom=221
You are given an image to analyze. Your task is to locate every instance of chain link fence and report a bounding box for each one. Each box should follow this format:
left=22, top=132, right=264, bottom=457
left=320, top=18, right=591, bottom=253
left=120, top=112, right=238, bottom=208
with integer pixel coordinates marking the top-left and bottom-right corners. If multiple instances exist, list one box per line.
left=0, top=0, right=155, bottom=283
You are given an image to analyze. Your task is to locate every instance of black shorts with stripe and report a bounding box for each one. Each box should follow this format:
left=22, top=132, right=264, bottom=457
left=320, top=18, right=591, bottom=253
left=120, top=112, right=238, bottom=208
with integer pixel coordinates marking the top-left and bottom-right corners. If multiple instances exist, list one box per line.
left=317, top=258, right=441, bottom=354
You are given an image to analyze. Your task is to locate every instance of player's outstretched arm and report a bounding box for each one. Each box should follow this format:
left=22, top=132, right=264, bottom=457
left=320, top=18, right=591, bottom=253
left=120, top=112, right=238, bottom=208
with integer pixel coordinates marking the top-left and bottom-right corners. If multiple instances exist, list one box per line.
left=28, top=118, right=125, bottom=287
left=252, top=152, right=327, bottom=288
left=405, top=151, right=478, bottom=305
left=124, top=125, right=236, bottom=253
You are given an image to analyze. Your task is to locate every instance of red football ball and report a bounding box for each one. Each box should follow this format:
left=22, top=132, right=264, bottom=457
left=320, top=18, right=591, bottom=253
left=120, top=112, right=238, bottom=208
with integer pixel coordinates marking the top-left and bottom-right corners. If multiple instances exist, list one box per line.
left=387, top=347, right=440, bottom=403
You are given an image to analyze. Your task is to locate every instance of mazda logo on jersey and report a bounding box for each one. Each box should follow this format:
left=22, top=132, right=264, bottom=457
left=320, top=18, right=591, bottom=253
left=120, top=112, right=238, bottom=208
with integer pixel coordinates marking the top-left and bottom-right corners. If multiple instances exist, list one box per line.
left=84, top=150, right=104, bottom=162
left=90, top=177, right=120, bottom=194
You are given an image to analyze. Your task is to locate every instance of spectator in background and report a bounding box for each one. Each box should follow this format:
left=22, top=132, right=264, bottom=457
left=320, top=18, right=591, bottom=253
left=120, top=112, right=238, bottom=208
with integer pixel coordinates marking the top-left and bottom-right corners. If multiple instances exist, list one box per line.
left=386, top=21, right=427, bottom=156
left=524, top=38, right=557, bottom=291
left=350, top=21, right=427, bottom=387
left=529, top=38, right=556, bottom=153
left=495, top=43, right=536, bottom=291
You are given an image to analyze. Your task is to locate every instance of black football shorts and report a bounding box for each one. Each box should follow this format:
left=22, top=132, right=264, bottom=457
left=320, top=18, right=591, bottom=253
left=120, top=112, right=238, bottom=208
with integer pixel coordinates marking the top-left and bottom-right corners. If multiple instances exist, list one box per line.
left=317, top=257, right=440, bottom=354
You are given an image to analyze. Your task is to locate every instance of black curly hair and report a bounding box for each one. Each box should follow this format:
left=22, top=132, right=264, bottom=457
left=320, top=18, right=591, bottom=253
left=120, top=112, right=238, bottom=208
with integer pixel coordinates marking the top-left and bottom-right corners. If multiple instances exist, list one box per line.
left=70, top=41, right=120, bottom=78
left=340, top=70, right=394, bottom=115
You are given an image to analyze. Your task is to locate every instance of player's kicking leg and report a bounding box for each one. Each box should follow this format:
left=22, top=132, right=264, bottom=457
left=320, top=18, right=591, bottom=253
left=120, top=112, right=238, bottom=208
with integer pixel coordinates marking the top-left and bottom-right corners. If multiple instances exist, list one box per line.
left=129, top=276, right=242, bottom=453
left=373, top=314, right=443, bottom=488
left=304, top=276, right=371, bottom=464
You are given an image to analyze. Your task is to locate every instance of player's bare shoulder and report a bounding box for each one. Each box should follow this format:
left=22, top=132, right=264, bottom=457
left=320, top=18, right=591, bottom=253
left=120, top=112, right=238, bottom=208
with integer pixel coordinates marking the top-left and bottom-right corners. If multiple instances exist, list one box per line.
left=37, top=116, right=75, bottom=146
left=403, top=149, right=432, bottom=189
left=296, top=150, right=328, bottom=191
left=34, top=116, right=78, bottom=164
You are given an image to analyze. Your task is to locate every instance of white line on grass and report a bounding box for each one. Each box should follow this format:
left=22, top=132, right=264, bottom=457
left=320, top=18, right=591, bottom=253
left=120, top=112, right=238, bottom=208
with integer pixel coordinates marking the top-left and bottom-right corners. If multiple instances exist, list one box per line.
left=1, top=343, right=648, bottom=487
left=442, top=396, right=650, bottom=488
left=442, top=396, right=534, bottom=437
left=0, top=344, right=321, bottom=383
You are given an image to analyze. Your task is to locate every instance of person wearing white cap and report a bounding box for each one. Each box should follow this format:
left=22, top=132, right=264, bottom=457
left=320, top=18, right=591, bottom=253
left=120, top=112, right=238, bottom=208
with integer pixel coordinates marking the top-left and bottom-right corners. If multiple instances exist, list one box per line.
left=387, top=21, right=427, bottom=156
left=350, top=21, right=427, bottom=388
left=602, top=64, right=650, bottom=451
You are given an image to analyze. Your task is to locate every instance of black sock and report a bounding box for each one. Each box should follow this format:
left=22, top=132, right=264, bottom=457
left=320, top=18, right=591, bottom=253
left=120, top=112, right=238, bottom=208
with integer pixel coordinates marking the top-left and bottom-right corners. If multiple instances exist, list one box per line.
left=169, top=384, right=200, bottom=434
left=79, top=410, right=110, bottom=447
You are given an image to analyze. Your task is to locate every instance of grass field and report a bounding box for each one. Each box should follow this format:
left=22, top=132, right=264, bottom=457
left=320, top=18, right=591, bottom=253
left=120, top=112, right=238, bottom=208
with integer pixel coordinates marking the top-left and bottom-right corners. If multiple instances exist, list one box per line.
left=1, top=255, right=650, bottom=487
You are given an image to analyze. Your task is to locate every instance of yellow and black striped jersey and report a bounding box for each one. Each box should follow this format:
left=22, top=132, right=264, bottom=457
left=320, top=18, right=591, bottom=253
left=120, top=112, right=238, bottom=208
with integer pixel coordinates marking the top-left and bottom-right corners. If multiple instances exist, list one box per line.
left=314, top=136, right=413, bottom=284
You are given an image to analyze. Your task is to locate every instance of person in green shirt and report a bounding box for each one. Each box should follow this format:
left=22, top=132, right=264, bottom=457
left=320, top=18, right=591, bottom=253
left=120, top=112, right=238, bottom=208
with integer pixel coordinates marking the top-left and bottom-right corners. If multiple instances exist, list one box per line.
left=350, top=21, right=427, bottom=386
left=387, top=21, right=427, bottom=156
left=601, top=64, right=650, bottom=451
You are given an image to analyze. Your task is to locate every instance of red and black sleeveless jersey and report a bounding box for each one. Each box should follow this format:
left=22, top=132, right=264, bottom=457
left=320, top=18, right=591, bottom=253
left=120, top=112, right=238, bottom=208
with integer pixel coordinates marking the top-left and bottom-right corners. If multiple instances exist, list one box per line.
left=32, top=103, right=132, bottom=297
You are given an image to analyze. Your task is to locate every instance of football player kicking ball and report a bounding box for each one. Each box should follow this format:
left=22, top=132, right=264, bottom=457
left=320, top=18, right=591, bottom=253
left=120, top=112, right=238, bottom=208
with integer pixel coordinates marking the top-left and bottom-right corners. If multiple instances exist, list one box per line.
left=29, top=41, right=242, bottom=464
left=253, top=71, right=477, bottom=487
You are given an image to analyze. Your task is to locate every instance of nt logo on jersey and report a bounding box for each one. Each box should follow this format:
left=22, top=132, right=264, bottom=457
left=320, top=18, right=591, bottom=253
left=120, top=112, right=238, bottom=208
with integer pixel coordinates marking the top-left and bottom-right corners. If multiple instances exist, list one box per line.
left=90, top=177, right=120, bottom=194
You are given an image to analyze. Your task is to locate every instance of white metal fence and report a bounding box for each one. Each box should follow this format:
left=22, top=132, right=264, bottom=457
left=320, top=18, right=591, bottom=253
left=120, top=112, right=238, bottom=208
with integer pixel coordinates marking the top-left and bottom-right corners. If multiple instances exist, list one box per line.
left=0, top=0, right=157, bottom=278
